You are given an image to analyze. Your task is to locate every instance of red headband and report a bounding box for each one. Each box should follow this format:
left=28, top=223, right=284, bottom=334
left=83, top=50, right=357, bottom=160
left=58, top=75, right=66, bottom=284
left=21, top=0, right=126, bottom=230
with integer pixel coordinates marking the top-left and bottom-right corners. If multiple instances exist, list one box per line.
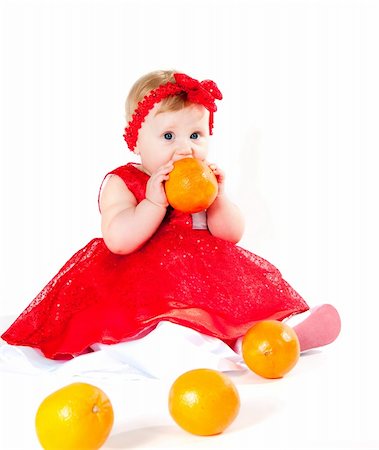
left=123, top=73, right=222, bottom=151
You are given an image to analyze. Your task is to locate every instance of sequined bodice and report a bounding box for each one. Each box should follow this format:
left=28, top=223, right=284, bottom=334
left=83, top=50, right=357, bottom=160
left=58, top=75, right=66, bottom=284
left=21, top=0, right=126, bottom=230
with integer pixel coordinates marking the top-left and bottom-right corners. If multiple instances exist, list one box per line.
left=108, top=163, right=208, bottom=231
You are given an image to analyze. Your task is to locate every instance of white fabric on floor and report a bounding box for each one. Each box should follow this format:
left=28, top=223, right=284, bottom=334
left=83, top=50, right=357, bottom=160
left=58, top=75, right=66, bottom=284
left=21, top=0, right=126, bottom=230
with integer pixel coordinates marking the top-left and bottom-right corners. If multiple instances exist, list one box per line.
left=0, top=320, right=245, bottom=380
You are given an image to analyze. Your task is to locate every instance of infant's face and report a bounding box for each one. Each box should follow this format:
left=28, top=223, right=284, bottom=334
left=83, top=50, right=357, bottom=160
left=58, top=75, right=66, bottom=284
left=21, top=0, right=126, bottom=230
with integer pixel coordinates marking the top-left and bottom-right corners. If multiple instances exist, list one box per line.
left=134, top=103, right=210, bottom=174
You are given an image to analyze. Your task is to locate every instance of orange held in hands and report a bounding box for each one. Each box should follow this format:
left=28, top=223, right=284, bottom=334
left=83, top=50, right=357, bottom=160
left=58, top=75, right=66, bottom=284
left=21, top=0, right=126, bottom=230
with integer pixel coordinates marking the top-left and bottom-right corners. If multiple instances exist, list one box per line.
left=242, top=320, right=300, bottom=379
left=168, top=368, right=240, bottom=436
left=35, top=382, right=114, bottom=450
left=165, top=157, right=218, bottom=213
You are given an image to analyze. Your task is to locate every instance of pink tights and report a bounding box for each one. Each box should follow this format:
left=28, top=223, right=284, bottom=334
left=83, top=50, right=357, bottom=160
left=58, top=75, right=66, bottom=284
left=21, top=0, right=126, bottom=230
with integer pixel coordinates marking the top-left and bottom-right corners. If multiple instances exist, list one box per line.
left=286, top=303, right=341, bottom=352
left=234, top=303, right=341, bottom=354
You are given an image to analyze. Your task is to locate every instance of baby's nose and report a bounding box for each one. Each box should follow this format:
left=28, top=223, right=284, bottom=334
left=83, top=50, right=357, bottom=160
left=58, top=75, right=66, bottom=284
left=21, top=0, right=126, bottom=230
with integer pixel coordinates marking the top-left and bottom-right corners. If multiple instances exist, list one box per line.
left=174, top=146, right=193, bottom=158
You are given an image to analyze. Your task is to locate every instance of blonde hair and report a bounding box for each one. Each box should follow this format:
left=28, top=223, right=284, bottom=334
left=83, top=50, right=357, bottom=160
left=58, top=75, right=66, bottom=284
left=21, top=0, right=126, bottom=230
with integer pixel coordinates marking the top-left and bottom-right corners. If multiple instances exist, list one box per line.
left=125, top=70, right=190, bottom=123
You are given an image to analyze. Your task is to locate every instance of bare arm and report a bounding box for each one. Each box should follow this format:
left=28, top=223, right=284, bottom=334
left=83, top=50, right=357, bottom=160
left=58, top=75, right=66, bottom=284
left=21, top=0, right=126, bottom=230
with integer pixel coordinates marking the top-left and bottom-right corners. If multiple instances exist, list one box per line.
left=206, top=163, right=245, bottom=244
left=207, top=194, right=245, bottom=243
left=100, top=163, right=173, bottom=254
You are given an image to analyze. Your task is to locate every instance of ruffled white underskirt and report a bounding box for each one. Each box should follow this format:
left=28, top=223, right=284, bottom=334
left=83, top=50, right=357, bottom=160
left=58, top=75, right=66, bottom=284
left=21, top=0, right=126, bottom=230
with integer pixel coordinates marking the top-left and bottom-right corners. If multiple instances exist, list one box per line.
left=0, top=317, right=246, bottom=381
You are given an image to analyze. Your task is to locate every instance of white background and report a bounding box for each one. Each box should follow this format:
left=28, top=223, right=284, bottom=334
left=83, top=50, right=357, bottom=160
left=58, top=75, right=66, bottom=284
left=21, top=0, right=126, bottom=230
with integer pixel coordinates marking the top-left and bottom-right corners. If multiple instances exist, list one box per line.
left=0, top=0, right=378, bottom=449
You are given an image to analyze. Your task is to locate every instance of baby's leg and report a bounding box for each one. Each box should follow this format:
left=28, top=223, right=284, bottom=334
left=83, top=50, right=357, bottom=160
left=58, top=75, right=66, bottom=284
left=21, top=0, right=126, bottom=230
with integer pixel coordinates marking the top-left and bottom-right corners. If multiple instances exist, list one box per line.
left=233, top=304, right=341, bottom=354
left=285, top=304, right=341, bottom=352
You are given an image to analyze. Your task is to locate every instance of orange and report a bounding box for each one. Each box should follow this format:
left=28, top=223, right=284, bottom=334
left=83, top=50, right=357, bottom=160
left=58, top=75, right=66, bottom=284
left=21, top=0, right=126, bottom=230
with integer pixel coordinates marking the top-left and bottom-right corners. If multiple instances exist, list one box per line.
left=165, top=157, right=218, bottom=213
left=168, top=368, right=240, bottom=436
left=242, top=320, right=300, bottom=379
left=35, top=382, right=114, bottom=450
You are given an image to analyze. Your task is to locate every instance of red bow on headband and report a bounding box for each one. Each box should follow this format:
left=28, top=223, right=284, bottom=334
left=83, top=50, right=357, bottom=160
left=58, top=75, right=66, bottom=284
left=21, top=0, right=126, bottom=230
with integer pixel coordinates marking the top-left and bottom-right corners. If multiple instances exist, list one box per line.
left=174, top=73, right=223, bottom=112
left=124, top=72, right=223, bottom=151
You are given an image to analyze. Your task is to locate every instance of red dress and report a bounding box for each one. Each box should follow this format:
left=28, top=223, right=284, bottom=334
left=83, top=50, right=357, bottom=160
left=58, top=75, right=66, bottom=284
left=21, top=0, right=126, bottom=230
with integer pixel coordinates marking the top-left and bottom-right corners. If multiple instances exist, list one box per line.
left=1, top=163, right=309, bottom=359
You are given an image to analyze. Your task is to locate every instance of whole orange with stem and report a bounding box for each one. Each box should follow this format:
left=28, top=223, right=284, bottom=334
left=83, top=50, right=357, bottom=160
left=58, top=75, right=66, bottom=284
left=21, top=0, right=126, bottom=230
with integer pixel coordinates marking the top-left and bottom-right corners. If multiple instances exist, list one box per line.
left=242, top=320, right=300, bottom=379
left=35, top=382, right=114, bottom=450
left=168, top=368, right=240, bottom=436
left=165, top=157, right=218, bottom=213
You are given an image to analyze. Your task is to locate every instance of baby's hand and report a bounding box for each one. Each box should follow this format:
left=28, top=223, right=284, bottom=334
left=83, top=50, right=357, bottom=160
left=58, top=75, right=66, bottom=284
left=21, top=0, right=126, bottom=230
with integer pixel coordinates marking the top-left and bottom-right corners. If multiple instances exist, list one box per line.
left=208, top=162, right=225, bottom=196
left=145, top=162, right=174, bottom=207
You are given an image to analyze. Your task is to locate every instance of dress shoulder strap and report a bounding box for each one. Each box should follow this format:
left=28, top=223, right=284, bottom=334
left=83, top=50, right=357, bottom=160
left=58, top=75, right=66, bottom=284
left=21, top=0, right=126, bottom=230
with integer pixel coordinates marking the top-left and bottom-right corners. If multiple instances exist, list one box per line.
left=98, top=163, right=149, bottom=210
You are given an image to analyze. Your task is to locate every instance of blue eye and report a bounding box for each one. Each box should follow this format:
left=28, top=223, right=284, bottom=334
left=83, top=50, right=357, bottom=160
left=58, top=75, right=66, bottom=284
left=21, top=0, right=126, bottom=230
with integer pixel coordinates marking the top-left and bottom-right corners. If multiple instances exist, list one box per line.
left=164, top=132, right=173, bottom=140
left=190, top=132, right=199, bottom=139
